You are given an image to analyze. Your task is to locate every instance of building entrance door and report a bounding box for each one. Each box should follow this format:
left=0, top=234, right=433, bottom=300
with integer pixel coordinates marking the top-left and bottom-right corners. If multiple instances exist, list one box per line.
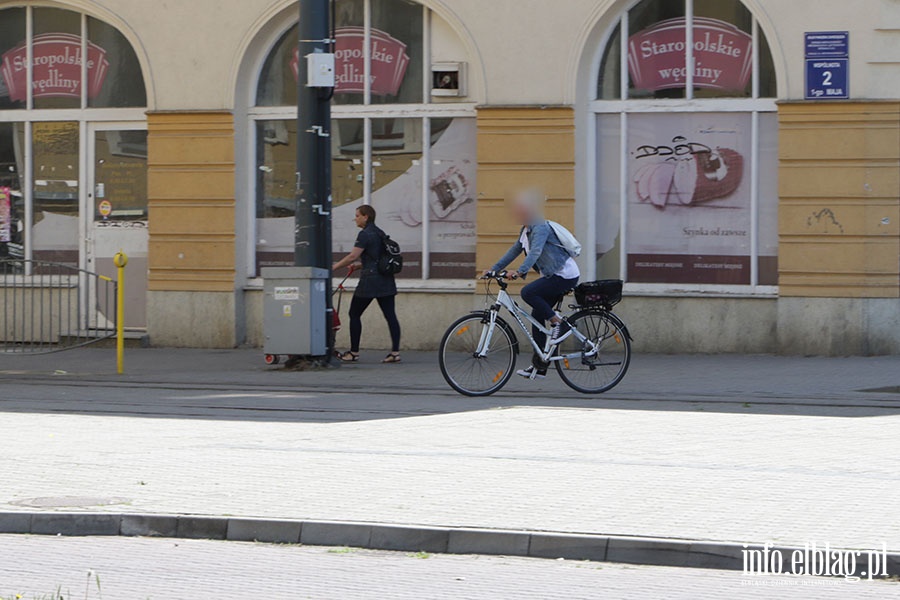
left=86, top=124, right=149, bottom=329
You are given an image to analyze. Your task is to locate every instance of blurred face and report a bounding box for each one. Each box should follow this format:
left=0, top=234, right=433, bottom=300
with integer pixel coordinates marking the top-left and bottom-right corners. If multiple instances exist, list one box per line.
left=354, top=209, right=368, bottom=229
left=511, top=196, right=535, bottom=226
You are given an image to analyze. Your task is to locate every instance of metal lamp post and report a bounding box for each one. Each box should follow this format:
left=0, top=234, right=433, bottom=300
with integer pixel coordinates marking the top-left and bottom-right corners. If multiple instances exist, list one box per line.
left=295, top=0, right=335, bottom=359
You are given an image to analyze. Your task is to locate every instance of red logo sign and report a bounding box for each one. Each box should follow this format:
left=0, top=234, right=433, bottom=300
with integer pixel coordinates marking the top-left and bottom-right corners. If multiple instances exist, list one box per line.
left=0, top=187, right=10, bottom=243
left=1, top=33, right=109, bottom=101
left=628, top=18, right=752, bottom=93
left=292, top=27, right=410, bottom=96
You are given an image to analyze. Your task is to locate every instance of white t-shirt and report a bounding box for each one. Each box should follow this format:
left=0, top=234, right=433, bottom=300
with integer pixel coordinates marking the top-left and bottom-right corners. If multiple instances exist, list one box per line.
left=520, top=229, right=581, bottom=280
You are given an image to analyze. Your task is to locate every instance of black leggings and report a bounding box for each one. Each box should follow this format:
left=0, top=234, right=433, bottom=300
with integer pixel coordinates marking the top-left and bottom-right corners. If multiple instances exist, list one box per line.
left=349, top=294, right=401, bottom=353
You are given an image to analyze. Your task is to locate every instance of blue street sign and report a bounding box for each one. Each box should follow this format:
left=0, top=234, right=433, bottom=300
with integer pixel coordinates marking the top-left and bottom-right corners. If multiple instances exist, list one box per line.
left=805, top=31, right=849, bottom=100
left=805, top=31, right=849, bottom=58
left=806, top=58, right=849, bottom=99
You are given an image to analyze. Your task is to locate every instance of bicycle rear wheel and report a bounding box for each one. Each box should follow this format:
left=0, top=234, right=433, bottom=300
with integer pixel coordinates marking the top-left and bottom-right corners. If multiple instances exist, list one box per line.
left=439, top=313, right=516, bottom=397
left=555, top=309, right=631, bottom=394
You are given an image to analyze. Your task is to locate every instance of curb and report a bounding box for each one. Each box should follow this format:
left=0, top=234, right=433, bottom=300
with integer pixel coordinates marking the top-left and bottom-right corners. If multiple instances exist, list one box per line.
left=2, top=512, right=899, bottom=577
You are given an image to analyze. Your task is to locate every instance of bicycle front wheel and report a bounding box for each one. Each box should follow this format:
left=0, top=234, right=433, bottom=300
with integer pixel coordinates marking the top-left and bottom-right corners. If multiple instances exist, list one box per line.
left=556, top=309, right=631, bottom=394
left=439, top=313, right=516, bottom=397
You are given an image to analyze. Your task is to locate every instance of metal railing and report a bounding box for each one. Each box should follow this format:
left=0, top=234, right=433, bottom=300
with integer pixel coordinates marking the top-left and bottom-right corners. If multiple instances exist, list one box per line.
left=0, top=258, right=117, bottom=355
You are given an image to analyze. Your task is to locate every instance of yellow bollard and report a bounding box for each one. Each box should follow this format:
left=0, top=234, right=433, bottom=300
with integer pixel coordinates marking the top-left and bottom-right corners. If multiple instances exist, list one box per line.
left=113, top=251, right=128, bottom=375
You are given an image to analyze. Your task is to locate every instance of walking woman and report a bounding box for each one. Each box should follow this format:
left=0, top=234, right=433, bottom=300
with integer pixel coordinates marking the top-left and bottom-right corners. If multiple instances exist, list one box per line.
left=332, top=205, right=402, bottom=363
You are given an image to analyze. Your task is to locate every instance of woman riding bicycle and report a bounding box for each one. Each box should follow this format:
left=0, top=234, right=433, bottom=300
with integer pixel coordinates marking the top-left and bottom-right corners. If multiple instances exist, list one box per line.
left=485, top=189, right=580, bottom=379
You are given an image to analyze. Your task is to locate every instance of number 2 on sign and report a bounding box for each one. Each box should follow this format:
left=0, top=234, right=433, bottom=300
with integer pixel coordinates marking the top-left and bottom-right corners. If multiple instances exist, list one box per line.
left=822, top=71, right=832, bottom=86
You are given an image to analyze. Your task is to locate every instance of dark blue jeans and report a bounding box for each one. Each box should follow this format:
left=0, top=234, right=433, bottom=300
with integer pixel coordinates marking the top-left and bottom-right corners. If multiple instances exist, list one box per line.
left=521, top=275, right=579, bottom=350
left=349, top=293, right=401, bottom=353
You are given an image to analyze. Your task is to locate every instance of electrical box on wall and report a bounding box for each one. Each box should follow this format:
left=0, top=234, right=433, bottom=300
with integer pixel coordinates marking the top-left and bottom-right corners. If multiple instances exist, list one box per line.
left=307, top=53, right=335, bottom=88
left=431, top=62, right=467, bottom=97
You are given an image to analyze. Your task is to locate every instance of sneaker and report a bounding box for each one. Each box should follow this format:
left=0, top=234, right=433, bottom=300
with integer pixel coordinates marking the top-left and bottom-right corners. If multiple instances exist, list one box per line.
left=516, top=366, right=547, bottom=380
left=548, top=321, right=572, bottom=345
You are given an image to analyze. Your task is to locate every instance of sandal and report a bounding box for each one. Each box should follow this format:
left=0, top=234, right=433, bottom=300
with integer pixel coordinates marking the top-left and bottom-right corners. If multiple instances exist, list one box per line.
left=339, top=351, right=359, bottom=363
left=382, top=353, right=402, bottom=364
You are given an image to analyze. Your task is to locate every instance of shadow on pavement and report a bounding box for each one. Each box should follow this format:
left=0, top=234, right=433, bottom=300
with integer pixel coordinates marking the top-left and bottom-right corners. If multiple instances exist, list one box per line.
left=1, top=347, right=899, bottom=422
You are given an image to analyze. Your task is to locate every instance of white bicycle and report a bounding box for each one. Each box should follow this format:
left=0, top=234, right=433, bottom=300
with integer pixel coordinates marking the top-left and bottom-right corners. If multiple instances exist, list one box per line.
left=438, top=272, right=632, bottom=397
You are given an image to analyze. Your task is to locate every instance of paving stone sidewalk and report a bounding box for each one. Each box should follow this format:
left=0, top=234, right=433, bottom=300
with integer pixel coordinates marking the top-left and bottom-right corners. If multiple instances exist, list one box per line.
left=1, top=347, right=900, bottom=564
left=1, top=535, right=896, bottom=600
left=1, top=398, right=899, bottom=552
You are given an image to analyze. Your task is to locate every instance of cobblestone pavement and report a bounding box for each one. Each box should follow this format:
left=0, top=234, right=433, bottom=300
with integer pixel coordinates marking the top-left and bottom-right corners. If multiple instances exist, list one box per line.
left=0, top=535, right=896, bottom=600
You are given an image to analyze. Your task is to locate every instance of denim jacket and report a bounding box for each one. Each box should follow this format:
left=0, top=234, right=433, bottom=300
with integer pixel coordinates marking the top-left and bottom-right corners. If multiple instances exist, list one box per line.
left=491, top=221, right=570, bottom=278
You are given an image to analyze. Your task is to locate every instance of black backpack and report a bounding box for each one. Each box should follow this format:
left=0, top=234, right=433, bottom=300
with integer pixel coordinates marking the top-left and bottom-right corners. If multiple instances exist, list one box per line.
left=377, top=230, right=403, bottom=276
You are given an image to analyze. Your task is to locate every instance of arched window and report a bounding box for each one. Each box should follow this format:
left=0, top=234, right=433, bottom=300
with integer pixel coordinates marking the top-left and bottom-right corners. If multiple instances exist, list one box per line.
left=250, top=0, right=477, bottom=279
left=0, top=6, right=147, bottom=271
left=592, top=0, right=778, bottom=290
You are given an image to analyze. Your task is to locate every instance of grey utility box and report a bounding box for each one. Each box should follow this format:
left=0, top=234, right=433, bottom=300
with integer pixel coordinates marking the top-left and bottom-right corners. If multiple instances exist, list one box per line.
left=262, top=267, right=329, bottom=357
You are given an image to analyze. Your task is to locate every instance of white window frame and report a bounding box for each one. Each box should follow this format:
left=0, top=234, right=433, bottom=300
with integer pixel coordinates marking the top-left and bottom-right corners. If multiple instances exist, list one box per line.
left=588, top=0, right=778, bottom=297
left=0, top=6, right=147, bottom=278
left=245, top=0, right=477, bottom=284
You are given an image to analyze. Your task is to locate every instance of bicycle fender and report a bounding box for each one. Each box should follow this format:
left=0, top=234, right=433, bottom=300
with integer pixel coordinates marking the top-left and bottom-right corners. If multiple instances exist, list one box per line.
left=606, top=312, right=634, bottom=341
left=469, top=311, right=520, bottom=355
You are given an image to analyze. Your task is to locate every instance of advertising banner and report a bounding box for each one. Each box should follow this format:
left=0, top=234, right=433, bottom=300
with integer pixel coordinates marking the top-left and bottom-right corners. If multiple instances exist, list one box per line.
left=257, top=119, right=477, bottom=278
left=1, top=33, right=109, bottom=101
left=628, top=17, right=752, bottom=94
left=626, top=113, right=753, bottom=284
left=330, top=118, right=477, bottom=275
left=291, top=27, right=410, bottom=96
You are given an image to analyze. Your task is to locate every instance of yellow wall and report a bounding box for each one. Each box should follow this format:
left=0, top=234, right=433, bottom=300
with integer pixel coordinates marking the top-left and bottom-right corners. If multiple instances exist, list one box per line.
left=147, top=112, right=237, bottom=293
left=778, top=102, right=900, bottom=298
left=476, top=107, right=576, bottom=281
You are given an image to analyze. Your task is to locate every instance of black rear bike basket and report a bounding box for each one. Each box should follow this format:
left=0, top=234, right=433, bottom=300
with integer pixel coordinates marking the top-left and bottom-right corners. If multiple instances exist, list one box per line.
left=574, top=280, right=623, bottom=309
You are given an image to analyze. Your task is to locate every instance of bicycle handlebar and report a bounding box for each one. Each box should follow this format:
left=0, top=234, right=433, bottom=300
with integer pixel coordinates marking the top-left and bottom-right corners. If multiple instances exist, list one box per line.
left=481, top=270, right=521, bottom=290
left=481, top=270, right=527, bottom=282
left=481, top=270, right=508, bottom=281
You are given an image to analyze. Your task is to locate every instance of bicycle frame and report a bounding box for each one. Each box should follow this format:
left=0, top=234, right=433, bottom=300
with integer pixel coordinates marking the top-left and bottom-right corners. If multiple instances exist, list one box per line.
left=476, top=287, right=600, bottom=364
